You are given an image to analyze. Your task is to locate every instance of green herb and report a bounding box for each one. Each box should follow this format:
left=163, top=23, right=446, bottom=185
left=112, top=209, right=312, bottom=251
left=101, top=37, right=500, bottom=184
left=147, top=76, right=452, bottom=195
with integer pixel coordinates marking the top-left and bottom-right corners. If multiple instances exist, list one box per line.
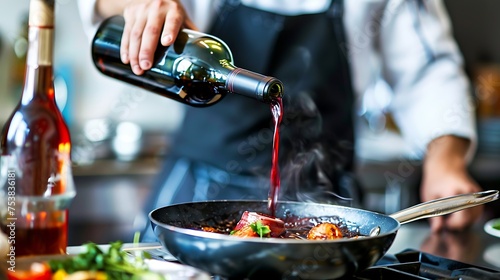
left=48, top=235, right=165, bottom=279
left=493, top=220, right=500, bottom=231
left=250, top=221, right=271, bottom=238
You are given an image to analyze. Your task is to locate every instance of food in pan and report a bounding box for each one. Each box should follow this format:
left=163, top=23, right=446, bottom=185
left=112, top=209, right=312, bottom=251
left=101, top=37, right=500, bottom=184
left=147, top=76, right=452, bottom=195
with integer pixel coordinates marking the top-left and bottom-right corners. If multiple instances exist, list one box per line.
left=200, top=211, right=359, bottom=240
left=306, top=223, right=343, bottom=240
left=230, top=211, right=285, bottom=238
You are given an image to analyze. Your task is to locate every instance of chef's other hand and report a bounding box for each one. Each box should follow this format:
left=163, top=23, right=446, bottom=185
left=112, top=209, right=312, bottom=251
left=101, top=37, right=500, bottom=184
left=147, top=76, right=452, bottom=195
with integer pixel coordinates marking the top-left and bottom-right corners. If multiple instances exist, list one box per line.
left=421, top=135, right=483, bottom=232
left=97, top=0, right=197, bottom=75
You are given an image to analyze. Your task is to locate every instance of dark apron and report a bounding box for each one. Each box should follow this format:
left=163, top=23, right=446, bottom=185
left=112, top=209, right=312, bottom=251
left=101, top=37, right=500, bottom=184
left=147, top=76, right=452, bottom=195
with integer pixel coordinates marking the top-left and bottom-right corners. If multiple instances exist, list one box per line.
left=142, top=0, right=358, bottom=242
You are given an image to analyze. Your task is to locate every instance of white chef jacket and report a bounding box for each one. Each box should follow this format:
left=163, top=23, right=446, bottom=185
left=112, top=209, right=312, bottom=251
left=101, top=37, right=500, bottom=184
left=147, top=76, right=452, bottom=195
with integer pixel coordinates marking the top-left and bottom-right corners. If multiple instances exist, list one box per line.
left=77, top=0, right=477, bottom=161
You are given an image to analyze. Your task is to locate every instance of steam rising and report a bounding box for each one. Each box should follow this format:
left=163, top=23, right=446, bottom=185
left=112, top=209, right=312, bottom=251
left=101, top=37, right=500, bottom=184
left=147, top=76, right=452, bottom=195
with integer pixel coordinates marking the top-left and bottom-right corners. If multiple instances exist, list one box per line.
left=279, top=92, right=357, bottom=206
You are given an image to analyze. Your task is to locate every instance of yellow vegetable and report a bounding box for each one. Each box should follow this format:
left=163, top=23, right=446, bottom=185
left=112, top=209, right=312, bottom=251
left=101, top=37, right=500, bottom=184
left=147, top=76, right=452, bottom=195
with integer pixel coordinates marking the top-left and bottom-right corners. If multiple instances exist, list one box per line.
left=52, top=269, right=68, bottom=280
left=52, top=270, right=107, bottom=280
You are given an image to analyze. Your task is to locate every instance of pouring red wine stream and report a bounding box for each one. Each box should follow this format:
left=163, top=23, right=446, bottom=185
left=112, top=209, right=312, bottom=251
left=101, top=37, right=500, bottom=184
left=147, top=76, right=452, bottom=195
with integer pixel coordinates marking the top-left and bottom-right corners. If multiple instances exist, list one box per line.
left=268, top=97, right=283, bottom=216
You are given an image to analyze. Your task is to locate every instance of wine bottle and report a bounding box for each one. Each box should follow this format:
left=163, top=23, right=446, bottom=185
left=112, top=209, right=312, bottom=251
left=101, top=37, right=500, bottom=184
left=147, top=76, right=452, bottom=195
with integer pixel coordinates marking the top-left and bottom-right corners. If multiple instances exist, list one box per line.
left=9, top=13, right=29, bottom=103
left=0, top=0, right=75, bottom=257
left=92, top=16, right=284, bottom=107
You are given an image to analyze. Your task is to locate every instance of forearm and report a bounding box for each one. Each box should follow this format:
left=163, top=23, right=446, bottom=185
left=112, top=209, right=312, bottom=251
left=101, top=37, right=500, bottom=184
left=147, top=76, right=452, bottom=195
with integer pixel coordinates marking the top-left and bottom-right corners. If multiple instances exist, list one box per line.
left=95, top=0, right=130, bottom=18
left=421, top=135, right=483, bottom=232
left=423, top=135, right=470, bottom=175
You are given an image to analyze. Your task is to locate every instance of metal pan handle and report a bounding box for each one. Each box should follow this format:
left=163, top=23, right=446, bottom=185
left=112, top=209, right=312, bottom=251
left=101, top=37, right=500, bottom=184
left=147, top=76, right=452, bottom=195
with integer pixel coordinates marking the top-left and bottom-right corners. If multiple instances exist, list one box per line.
left=389, top=190, right=499, bottom=224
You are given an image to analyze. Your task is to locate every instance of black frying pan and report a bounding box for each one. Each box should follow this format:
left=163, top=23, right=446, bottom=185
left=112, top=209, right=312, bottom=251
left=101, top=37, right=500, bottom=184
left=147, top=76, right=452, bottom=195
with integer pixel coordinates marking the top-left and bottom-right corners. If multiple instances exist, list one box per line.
left=149, top=190, right=498, bottom=279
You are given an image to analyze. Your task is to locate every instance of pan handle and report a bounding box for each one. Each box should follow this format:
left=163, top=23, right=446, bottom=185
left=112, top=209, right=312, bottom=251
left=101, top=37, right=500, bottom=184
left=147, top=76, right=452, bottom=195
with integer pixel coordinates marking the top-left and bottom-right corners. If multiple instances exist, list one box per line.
left=389, top=190, right=499, bottom=224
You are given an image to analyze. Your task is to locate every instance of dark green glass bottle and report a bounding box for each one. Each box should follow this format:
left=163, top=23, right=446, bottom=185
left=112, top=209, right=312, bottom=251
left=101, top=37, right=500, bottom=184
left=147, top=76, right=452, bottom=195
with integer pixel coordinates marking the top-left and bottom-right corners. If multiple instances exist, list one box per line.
left=92, top=16, right=284, bottom=107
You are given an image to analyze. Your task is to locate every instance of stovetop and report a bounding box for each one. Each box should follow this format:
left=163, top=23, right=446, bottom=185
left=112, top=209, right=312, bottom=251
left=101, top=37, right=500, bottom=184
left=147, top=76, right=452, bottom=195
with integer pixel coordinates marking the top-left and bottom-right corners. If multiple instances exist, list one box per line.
left=351, top=249, right=500, bottom=280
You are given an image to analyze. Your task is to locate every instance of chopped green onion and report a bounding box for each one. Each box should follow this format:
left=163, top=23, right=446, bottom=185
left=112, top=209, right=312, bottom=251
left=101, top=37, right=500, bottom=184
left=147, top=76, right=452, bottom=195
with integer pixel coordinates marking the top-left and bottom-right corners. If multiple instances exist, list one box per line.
left=250, top=221, right=271, bottom=238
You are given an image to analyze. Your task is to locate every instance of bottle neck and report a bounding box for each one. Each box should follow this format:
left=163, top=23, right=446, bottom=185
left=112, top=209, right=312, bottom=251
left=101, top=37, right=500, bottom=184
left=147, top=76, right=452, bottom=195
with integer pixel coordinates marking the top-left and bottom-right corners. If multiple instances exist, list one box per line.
left=22, top=0, right=55, bottom=104
left=226, top=67, right=284, bottom=103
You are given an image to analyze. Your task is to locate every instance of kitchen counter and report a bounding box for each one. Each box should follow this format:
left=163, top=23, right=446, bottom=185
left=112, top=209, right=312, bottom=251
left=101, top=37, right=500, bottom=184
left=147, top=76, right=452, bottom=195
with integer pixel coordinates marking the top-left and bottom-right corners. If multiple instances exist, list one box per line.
left=388, top=220, right=500, bottom=271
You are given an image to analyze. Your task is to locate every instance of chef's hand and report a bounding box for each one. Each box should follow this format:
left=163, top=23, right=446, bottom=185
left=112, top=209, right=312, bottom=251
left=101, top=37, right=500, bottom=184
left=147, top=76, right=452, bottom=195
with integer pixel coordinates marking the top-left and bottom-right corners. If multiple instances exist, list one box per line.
left=421, top=135, right=483, bottom=232
left=96, top=0, right=197, bottom=75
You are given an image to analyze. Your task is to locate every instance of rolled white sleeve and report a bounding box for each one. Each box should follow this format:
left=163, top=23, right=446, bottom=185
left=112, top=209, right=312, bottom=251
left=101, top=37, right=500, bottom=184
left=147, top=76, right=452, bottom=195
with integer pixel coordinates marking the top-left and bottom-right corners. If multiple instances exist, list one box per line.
left=378, top=0, right=477, bottom=160
left=77, top=0, right=105, bottom=40
left=76, top=0, right=218, bottom=36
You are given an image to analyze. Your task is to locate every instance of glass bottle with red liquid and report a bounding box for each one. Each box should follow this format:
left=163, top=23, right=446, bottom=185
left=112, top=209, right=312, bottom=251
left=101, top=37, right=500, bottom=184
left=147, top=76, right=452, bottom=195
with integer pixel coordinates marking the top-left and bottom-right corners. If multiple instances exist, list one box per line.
left=0, top=0, right=75, bottom=257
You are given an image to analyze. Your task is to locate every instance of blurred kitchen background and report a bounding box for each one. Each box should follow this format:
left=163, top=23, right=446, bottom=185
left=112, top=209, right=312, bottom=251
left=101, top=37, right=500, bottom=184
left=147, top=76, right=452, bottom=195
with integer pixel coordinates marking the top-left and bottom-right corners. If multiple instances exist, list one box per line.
left=0, top=0, right=499, bottom=245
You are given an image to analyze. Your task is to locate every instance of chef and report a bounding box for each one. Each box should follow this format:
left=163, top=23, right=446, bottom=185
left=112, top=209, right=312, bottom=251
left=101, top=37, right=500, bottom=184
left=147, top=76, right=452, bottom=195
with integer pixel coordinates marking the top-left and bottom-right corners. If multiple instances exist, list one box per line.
left=77, top=0, right=482, bottom=241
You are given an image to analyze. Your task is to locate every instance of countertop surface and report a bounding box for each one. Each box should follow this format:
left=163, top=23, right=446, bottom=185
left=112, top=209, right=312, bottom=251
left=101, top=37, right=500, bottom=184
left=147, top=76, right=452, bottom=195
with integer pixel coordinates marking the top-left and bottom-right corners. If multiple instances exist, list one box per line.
left=387, top=220, right=500, bottom=271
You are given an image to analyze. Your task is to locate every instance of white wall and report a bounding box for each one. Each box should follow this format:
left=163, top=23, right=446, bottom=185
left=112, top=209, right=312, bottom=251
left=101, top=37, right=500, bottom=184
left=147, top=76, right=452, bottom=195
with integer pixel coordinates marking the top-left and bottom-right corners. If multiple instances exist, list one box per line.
left=0, top=0, right=185, bottom=133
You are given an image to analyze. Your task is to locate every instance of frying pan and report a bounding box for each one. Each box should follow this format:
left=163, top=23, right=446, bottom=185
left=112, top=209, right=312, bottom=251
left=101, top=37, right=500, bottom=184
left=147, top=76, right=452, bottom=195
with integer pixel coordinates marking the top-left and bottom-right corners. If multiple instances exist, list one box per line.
left=149, top=190, right=498, bottom=279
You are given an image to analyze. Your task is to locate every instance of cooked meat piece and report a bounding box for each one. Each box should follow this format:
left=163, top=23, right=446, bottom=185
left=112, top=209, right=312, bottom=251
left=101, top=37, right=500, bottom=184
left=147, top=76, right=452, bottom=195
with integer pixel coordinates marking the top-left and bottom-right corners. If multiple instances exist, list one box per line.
left=307, top=223, right=343, bottom=240
left=233, top=211, right=285, bottom=237
left=231, top=224, right=260, bottom=238
left=201, top=226, right=219, bottom=233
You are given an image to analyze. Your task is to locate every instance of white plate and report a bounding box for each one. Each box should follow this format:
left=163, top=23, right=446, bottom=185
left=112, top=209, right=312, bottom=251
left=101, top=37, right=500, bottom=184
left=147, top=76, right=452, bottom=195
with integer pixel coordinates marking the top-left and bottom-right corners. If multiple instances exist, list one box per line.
left=484, top=218, right=500, bottom=238
left=484, top=243, right=500, bottom=268
left=145, top=258, right=211, bottom=280
left=122, top=244, right=210, bottom=280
